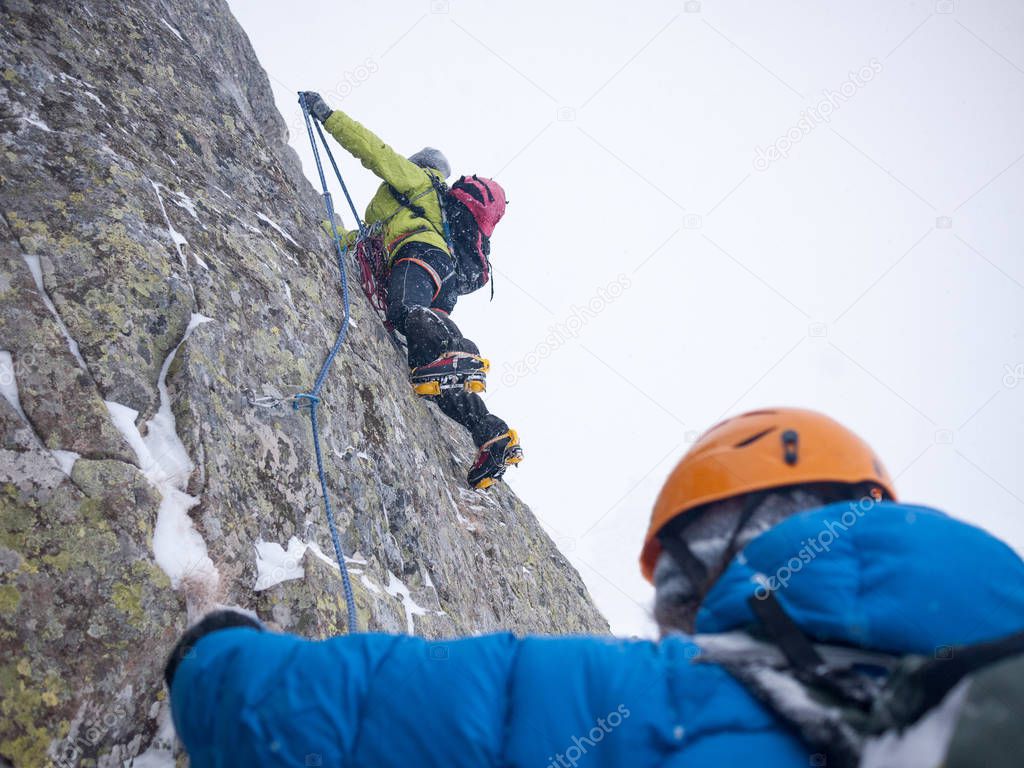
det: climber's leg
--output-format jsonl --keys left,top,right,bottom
{"left": 403, "top": 307, "right": 510, "bottom": 447}
{"left": 433, "top": 335, "right": 522, "bottom": 488}
{"left": 466, "top": 428, "right": 523, "bottom": 490}
{"left": 403, "top": 310, "right": 487, "bottom": 395}
{"left": 433, "top": 335, "right": 508, "bottom": 446}
{"left": 387, "top": 248, "right": 521, "bottom": 486}
{"left": 386, "top": 251, "right": 451, "bottom": 357}
{"left": 432, "top": 336, "right": 521, "bottom": 488}
{"left": 402, "top": 307, "right": 465, "bottom": 368}
{"left": 388, "top": 251, "right": 487, "bottom": 393}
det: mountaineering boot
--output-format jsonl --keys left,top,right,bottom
{"left": 467, "top": 429, "right": 523, "bottom": 490}
{"left": 411, "top": 352, "right": 490, "bottom": 396}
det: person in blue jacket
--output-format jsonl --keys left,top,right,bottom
{"left": 165, "top": 408, "right": 1024, "bottom": 767}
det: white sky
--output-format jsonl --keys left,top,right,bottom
{"left": 230, "top": 0, "right": 1024, "bottom": 637}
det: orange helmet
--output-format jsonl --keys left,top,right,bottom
{"left": 640, "top": 408, "right": 896, "bottom": 582}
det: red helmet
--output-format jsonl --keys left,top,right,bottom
{"left": 451, "top": 175, "right": 506, "bottom": 237}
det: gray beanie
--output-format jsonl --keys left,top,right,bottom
{"left": 408, "top": 147, "right": 451, "bottom": 179}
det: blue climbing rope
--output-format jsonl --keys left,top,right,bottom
{"left": 312, "top": 117, "right": 366, "bottom": 240}
{"left": 294, "top": 93, "right": 365, "bottom": 632}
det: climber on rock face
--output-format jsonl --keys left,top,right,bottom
{"left": 299, "top": 91, "right": 521, "bottom": 490}
{"left": 164, "top": 408, "right": 1024, "bottom": 767}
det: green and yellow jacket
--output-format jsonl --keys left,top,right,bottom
{"left": 323, "top": 109, "right": 449, "bottom": 261}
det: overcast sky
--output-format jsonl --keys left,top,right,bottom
{"left": 230, "top": 0, "right": 1024, "bottom": 637}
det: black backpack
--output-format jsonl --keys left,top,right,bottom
{"left": 696, "top": 593, "right": 1024, "bottom": 768}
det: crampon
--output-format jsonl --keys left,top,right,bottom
{"left": 468, "top": 429, "right": 523, "bottom": 490}
{"left": 411, "top": 352, "right": 490, "bottom": 396}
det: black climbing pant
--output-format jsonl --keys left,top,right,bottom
{"left": 387, "top": 243, "right": 508, "bottom": 447}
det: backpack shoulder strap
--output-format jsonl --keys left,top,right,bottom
{"left": 749, "top": 593, "right": 884, "bottom": 709}
{"left": 696, "top": 595, "right": 890, "bottom": 768}
{"left": 386, "top": 183, "right": 427, "bottom": 219}
{"left": 380, "top": 173, "right": 451, "bottom": 249}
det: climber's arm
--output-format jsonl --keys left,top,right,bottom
{"left": 319, "top": 219, "right": 360, "bottom": 246}
{"left": 166, "top": 615, "right": 521, "bottom": 766}
{"left": 322, "top": 108, "right": 425, "bottom": 195}
{"left": 166, "top": 615, "right": 391, "bottom": 765}
{"left": 165, "top": 615, "right": 675, "bottom": 767}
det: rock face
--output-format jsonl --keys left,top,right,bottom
{"left": 0, "top": 1, "right": 609, "bottom": 764}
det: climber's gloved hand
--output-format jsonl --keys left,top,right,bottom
{"left": 300, "top": 91, "right": 333, "bottom": 123}
{"left": 164, "top": 608, "right": 263, "bottom": 691}
{"left": 321, "top": 218, "right": 342, "bottom": 239}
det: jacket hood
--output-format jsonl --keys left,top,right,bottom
{"left": 696, "top": 501, "right": 1024, "bottom": 654}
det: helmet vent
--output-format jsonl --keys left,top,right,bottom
{"left": 781, "top": 429, "right": 799, "bottom": 465}
{"left": 734, "top": 427, "right": 776, "bottom": 448}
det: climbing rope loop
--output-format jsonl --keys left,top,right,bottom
{"left": 292, "top": 93, "right": 366, "bottom": 632}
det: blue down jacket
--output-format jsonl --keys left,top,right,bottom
{"left": 171, "top": 503, "right": 1024, "bottom": 767}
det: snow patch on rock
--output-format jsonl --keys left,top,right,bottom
{"left": 51, "top": 449, "right": 80, "bottom": 475}
{"left": 170, "top": 190, "right": 200, "bottom": 222}
{"left": 254, "top": 535, "right": 362, "bottom": 590}
{"left": 253, "top": 537, "right": 307, "bottom": 591}
{"left": 127, "top": 702, "right": 176, "bottom": 767}
{"left": 149, "top": 179, "right": 188, "bottom": 269}
{"left": 159, "top": 17, "right": 184, "bottom": 42}
{"left": 385, "top": 570, "right": 428, "bottom": 634}
{"left": 104, "top": 314, "right": 217, "bottom": 589}
{"left": 20, "top": 114, "right": 53, "bottom": 132}
{"left": 0, "top": 350, "right": 79, "bottom": 475}
{"left": 23, "top": 254, "right": 89, "bottom": 371}
{"left": 256, "top": 212, "right": 299, "bottom": 247}
{"left": 0, "top": 350, "right": 29, "bottom": 423}
{"left": 359, "top": 573, "right": 383, "bottom": 595}
{"left": 58, "top": 72, "right": 105, "bottom": 108}
{"left": 443, "top": 486, "right": 463, "bottom": 518}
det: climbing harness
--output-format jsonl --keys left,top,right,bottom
{"left": 288, "top": 93, "right": 363, "bottom": 632}
{"left": 355, "top": 188, "right": 443, "bottom": 340}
